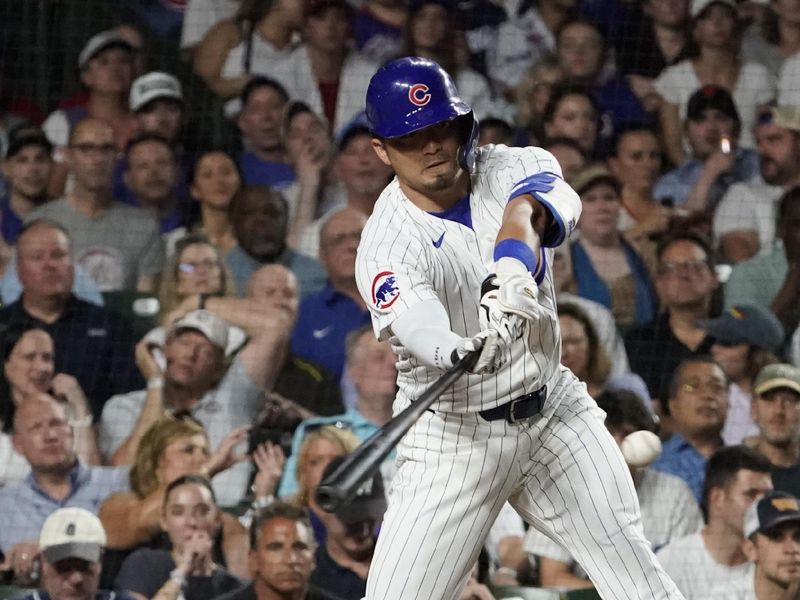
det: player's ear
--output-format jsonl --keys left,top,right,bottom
{"left": 371, "top": 139, "right": 391, "bottom": 167}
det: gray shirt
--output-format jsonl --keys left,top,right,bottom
{"left": 99, "top": 358, "right": 263, "bottom": 507}
{"left": 28, "top": 199, "right": 164, "bottom": 291}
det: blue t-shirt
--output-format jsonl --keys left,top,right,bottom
{"left": 238, "top": 151, "right": 295, "bottom": 191}
{"left": 650, "top": 433, "right": 710, "bottom": 503}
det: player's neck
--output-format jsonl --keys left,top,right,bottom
{"left": 398, "top": 173, "right": 469, "bottom": 212}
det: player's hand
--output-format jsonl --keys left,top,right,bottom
{"left": 454, "top": 329, "right": 504, "bottom": 374}
{"left": 389, "top": 336, "right": 414, "bottom": 373}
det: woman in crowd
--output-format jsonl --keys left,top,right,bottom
{"left": 698, "top": 304, "right": 784, "bottom": 445}
{"left": 566, "top": 165, "right": 658, "bottom": 329}
{"left": 187, "top": 150, "right": 242, "bottom": 255}
{"left": 193, "top": 0, "right": 303, "bottom": 99}
{"left": 559, "top": 303, "right": 613, "bottom": 399}
{"left": 542, "top": 85, "right": 599, "bottom": 157}
{"left": 655, "top": 0, "right": 774, "bottom": 165}
{"left": 515, "top": 56, "right": 564, "bottom": 145}
{"left": 742, "top": 0, "right": 800, "bottom": 78}
{"left": 0, "top": 326, "right": 99, "bottom": 486}
{"left": 115, "top": 474, "right": 244, "bottom": 600}
{"left": 99, "top": 413, "right": 250, "bottom": 579}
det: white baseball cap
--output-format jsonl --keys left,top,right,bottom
{"left": 78, "top": 30, "right": 134, "bottom": 70}
{"left": 130, "top": 72, "right": 184, "bottom": 112}
{"left": 39, "top": 508, "right": 107, "bottom": 564}
{"left": 171, "top": 310, "right": 229, "bottom": 351}
{"left": 690, "top": 0, "right": 735, "bottom": 18}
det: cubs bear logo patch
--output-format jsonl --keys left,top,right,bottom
{"left": 372, "top": 271, "right": 400, "bottom": 309}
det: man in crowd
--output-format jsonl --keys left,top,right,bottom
{"left": 100, "top": 304, "right": 289, "bottom": 508}
{"left": 291, "top": 208, "right": 371, "bottom": 381}
{"left": 226, "top": 185, "right": 325, "bottom": 297}
{"left": 29, "top": 118, "right": 164, "bottom": 292}
{"left": 656, "top": 445, "right": 773, "bottom": 598}
{"left": 652, "top": 356, "right": 729, "bottom": 501}
{"left": 236, "top": 77, "right": 294, "bottom": 190}
{"left": 653, "top": 86, "right": 758, "bottom": 211}
{"left": 0, "top": 127, "right": 52, "bottom": 247}
{"left": 0, "top": 397, "right": 128, "bottom": 582}
{"left": 15, "top": 507, "right": 133, "bottom": 600}
{"left": 706, "top": 491, "right": 800, "bottom": 599}
{"left": 745, "top": 364, "right": 800, "bottom": 498}
{"left": 0, "top": 220, "right": 141, "bottom": 416}
{"left": 129, "top": 71, "right": 184, "bottom": 145}
{"left": 279, "top": 324, "right": 396, "bottom": 497}
{"left": 714, "top": 105, "right": 800, "bottom": 263}
{"left": 311, "top": 457, "right": 386, "bottom": 599}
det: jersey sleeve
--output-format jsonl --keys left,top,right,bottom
{"left": 491, "top": 146, "right": 581, "bottom": 247}
{"left": 356, "top": 221, "right": 440, "bottom": 341}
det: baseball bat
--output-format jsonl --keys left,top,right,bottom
{"left": 315, "top": 351, "right": 479, "bottom": 513}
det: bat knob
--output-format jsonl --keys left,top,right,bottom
{"left": 314, "top": 483, "right": 344, "bottom": 513}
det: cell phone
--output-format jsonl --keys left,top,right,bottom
{"left": 720, "top": 137, "right": 731, "bottom": 154}
{"left": 147, "top": 343, "right": 166, "bottom": 372}
{"left": 247, "top": 427, "right": 293, "bottom": 456}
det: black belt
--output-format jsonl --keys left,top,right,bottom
{"left": 479, "top": 387, "right": 547, "bottom": 423}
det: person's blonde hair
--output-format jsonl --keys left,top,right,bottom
{"left": 130, "top": 412, "right": 209, "bottom": 498}
{"left": 294, "top": 424, "right": 360, "bottom": 507}
{"left": 158, "top": 234, "right": 236, "bottom": 319}
{"left": 515, "top": 55, "right": 563, "bottom": 128}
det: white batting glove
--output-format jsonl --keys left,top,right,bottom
{"left": 389, "top": 336, "right": 414, "bottom": 373}
{"left": 453, "top": 329, "right": 504, "bottom": 374}
{"left": 484, "top": 257, "right": 541, "bottom": 322}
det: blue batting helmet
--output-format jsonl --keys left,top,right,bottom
{"left": 365, "top": 57, "right": 479, "bottom": 172}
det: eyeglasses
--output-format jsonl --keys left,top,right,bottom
{"left": 70, "top": 143, "right": 116, "bottom": 155}
{"left": 680, "top": 380, "right": 728, "bottom": 396}
{"left": 657, "top": 260, "right": 710, "bottom": 276}
{"left": 179, "top": 260, "right": 219, "bottom": 274}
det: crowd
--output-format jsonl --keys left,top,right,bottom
{"left": 0, "top": 0, "right": 800, "bottom": 598}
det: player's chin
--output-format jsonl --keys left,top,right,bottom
{"left": 422, "top": 173, "right": 456, "bottom": 192}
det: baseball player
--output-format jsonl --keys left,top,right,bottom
{"left": 354, "top": 57, "right": 685, "bottom": 600}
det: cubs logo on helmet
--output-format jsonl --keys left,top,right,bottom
{"left": 408, "top": 83, "right": 431, "bottom": 107}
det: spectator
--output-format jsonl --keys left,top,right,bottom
{"left": 189, "top": 150, "right": 242, "bottom": 255}
{"left": 726, "top": 186, "right": 800, "bottom": 340}
{"left": 310, "top": 456, "right": 385, "bottom": 599}
{"left": 43, "top": 30, "right": 137, "bottom": 198}
{"left": 268, "top": 0, "right": 379, "bottom": 133}
{"left": 227, "top": 185, "right": 326, "bottom": 297}
{"left": 122, "top": 134, "right": 184, "bottom": 235}
{"left": 403, "top": 0, "right": 511, "bottom": 122}
{"left": 706, "top": 491, "right": 800, "bottom": 599}
{"left": 525, "top": 389, "right": 702, "bottom": 589}
{"left": 100, "top": 305, "right": 288, "bottom": 507}
{"left": 515, "top": 57, "right": 565, "bottom": 146}
{"left": 652, "top": 356, "right": 729, "bottom": 501}
{"left": 0, "top": 396, "right": 127, "bottom": 583}
{"left": 193, "top": 0, "right": 302, "bottom": 100}
{"left": 98, "top": 415, "right": 249, "bottom": 577}
{"left": 779, "top": 53, "right": 800, "bottom": 105}
{"left": 129, "top": 72, "right": 185, "bottom": 146}
{"left": 0, "top": 326, "right": 100, "bottom": 484}
{"left": 742, "top": 0, "right": 800, "bottom": 79}
{"left": 354, "top": 0, "right": 407, "bottom": 64}
{"left": 607, "top": 124, "right": 671, "bottom": 257}
{"left": 653, "top": 86, "right": 760, "bottom": 211}
{"left": 714, "top": 106, "right": 800, "bottom": 263}
{"left": 180, "top": 0, "right": 239, "bottom": 58}
{"left": 296, "top": 125, "right": 392, "bottom": 259}
{"left": 487, "top": 0, "right": 576, "bottom": 95}
{"left": 235, "top": 78, "right": 295, "bottom": 191}
{"left": 280, "top": 325, "right": 395, "bottom": 498}
{"left": 246, "top": 264, "right": 342, "bottom": 417}
{"left": 557, "top": 304, "right": 612, "bottom": 398}
{"left": 626, "top": 233, "right": 719, "bottom": 405}
{"left": 114, "top": 475, "right": 243, "bottom": 600}
{"left": 698, "top": 305, "right": 784, "bottom": 445}
{"left": 0, "top": 220, "right": 142, "bottom": 417}
{"left": 555, "top": 18, "right": 650, "bottom": 143}
{"left": 656, "top": 445, "right": 773, "bottom": 599}
{"left": 542, "top": 85, "right": 599, "bottom": 157}
{"left": 543, "top": 137, "right": 586, "bottom": 182}
{"left": 279, "top": 103, "right": 341, "bottom": 250}
{"left": 291, "top": 209, "right": 370, "bottom": 381}
{"left": 213, "top": 502, "right": 327, "bottom": 600}
{"left": 0, "top": 127, "right": 52, "bottom": 256}
{"left": 477, "top": 118, "right": 515, "bottom": 147}
{"left": 745, "top": 364, "right": 800, "bottom": 498}
{"left": 566, "top": 165, "right": 657, "bottom": 328}
{"left": 655, "top": 0, "right": 775, "bottom": 166}
{"left": 14, "top": 507, "right": 136, "bottom": 600}
{"left": 29, "top": 119, "right": 164, "bottom": 293}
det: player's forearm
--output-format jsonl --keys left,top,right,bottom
{"left": 496, "top": 196, "right": 545, "bottom": 255}
{"left": 391, "top": 300, "right": 463, "bottom": 369}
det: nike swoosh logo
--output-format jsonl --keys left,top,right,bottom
{"left": 313, "top": 326, "right": 333, "bottom": 339}
{"left": 432, "top": 232, "right": 445, "bottom": 248}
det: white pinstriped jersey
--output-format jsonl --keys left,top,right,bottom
{"left": 355, "top": 144, "right": 581, "bottom": 413}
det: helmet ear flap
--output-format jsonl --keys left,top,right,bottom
{"left": 457, "top": 112, "right": 479, "bottom": 173}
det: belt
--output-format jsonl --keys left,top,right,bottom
{"left": 479, "top": 386, "right": 547, "bottom": 423}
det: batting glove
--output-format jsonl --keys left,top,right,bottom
{"left": 389, "top": 336, "right": 414, "bottom": 373}
{"left": 452, "top": 329, "right": 504, "bottom": 374}
{"left": 484, "top": 257, "right": 541, "bottom": 322}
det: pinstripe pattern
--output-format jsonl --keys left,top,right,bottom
{"left": 357, "top": 145, "right": 684, "bottom": 599}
